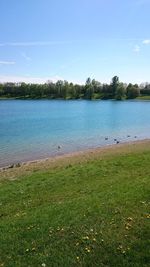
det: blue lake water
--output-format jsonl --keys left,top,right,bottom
{"left": 0, "top": 99, "right": 150, "bottom": 167}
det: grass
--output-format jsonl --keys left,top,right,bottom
{"left": 0, "top": 142, "right": 150, "bottom": 267}
{"left": 136, "top": 96, "right": 150, "bottom": 100}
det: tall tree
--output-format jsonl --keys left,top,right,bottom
{"left": 85, "top": 77, "right": 93, "bottom": 99}
{"left": 115, "top": 83, "right": 125, "bottom": 100}
{"left": 111, "top": 76, "right": 119, "bottom": 97}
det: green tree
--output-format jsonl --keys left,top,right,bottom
{"left": 56, "top": 80, "right": 64, "bottom": 98}
{"left": 126, "top": 83, "right": 140, "bottom": 99}
{"left": 115, "top": 83, "right": 126, "bottom": 100}
{"left": 0, "top": 84, "right": 4, "bottom": 96}
{"left": 86, "top": 77, "right": 91, "bottom": 86}
{"left": 111, "top": 76, "right": 119, "bottom": 98}
{"left": 62, "top": 80, "right": 69, "bottom": 99}
{"left": 85, "top": 78, "right": 93, "bottom": 99}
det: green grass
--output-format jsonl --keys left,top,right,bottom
{"left": 0, "top": 148, "right": 150, "bottom": 267}
{"left": 136, "top": 95, "right": 150, "bottom": 100}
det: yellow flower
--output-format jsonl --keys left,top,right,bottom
{"left": 83, "top": 236, "right": 89, "bottom": 240}
{"left": 127, "top": 217, "right": 133, "bottom": 222}
{"left": 85, "top": 247, "right": 91, "bottom": 253}
{"left": 76, "top": 256, "right": 80, "bottom": 261}
{"left": 117, "top": 245, "right": 123, "bottom": 250}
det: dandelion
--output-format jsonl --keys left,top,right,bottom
{"left": 26, "top": 249, "right": 29, "bottom": 252}
{"left": 90, "top": 228, "right": 93, "bottom": 232}
{"left": 93, "top": 238, "right": 96, "bottom": 242}
{"left": 125, "top": 222, "right": 132, "bottom": 230}
{"left": 117, "top": 245, "right": 123, "bottom": 250}
{"left": 76, "top": 256, "right": 80, "bottom": 261}
{"left": 83, "top": 236, "right": 89, "bottom": 240}
{"left": 146, "top": 214, "right": 150, "bottom": 218}
{"left": 41, "top": 263, "right": 46, "bottom": 267}
{"left": 127, "top": 217, "right": 133, "bottom": 222}
{"left": 85, "top": 247, "right": 91, "bottom": 253}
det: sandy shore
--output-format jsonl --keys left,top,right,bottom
{"left": 0, "top": 139, "right": 150, "bottom": 180}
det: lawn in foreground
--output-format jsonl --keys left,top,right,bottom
{"left": 0, "top": 146, "right": 150, "bottom": 267}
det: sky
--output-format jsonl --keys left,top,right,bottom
{"left": 0, "top": 0, "right": 150, "bottom": 84}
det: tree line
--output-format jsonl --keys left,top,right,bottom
{"left": 0, "top": 76, "right": 150, "bottom": 100}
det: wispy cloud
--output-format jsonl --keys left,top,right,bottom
{"left": 0, "top": 41, "right": 73, "bottom": 47}
{"left": 0, "top": 60, "right": 15, "bottom": 65}
{"left": 0, "top": 39, "right": 146, "bottom": 47}
{"left": 0, "top": 75, "right": 63, "bottom": 84}
{"left": 133, "top": 45, "right": 140, "bottom": 53}
{"left": 21, "top": 52, "right": 31, "bottom": 61}
{"left": 143, "top": 39, "right": 150, "bottom": 44}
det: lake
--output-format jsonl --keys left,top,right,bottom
{"left": 0, "top": 99, "right": 150, "bottom": 167}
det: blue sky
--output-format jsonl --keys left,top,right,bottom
{"left": 0, "top": 0, "right": 150, "bottom": 84}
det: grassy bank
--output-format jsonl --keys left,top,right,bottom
{"left": 0, "top": 141, "right": 150, "bottom": 267}
{"left": 0, "top": 95, "right": 150, "bottom": 101}
{"left": 136, "top": 96, "right": 150, "bottom": 100}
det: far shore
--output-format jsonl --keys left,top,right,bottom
{"left": 0, "top": 96, "right": 150, "bottom": 101}
{"left": 1, "top": 139, "right": 150, "bottom": 180}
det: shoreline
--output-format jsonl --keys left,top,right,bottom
{"left": 0, "top": 97, "right": 150, "bottom": 101}
{"left": 1, "top": 139, "right": 150, "bottom": 179}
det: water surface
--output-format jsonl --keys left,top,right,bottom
{"left": 0, "top": 99, "right": 150, "bottom": 167}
